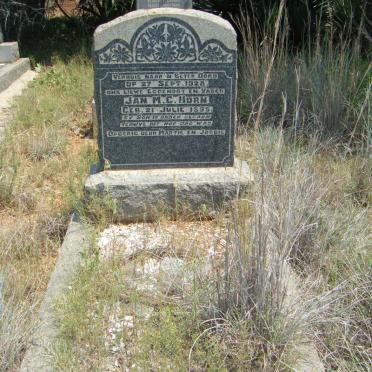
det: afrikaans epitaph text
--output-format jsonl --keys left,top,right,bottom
{"left": 94, "top": 17, "right": 236, "bottom": 169}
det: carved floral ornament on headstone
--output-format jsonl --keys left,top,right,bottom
{"left": 96, "top": 19, "right": 233, "bottom": 64}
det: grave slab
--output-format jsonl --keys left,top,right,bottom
{"left": 0, "top": 58, "right": 30, "bottom": 93}
{"left": 0, "top": 41, "right": 20, "bottom": 63}
{"left": 93, "top": 9, "right": 237, "bottom": 169}
{"left": 85, "top": 159, "right": 253, "bottom": 222}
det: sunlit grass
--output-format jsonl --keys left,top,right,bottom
{"left": 0, "top": 56, "right": 97, "bottom": 370}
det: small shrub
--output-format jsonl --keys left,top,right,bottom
{"left": 0, "top": 220, "right": 44, "bottom": 260}
{"left": 0, "top": 165, "right": 17, "bottom": 208}
{"left": 25, "top": 126, "right": 67, "bottom": 161}
{"left": 210, "top": 128, "right": 371, "bottom": 370}
{"left": 35, "top": 212, "right": 70, "bottom": 242}
{"left": 78, "top": 190, "right": 117, "bottom": 228}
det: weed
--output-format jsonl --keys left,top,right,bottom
{"left": 25, "top": 126, "right": 67, "bottom": 161}
{"left": 78, "top": 192, "right": 117, "bottom": 228}
{"left": 0, "top": 163, "right": 18, "bottom": 208}
{"left": 0, "top": 274, "right": 36, "bottom": 371}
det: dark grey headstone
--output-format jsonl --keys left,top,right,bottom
{"left": 93, "top": 10, "right": 237, "bottom": 169}
{"left": 136, "top": 0, "right": 192, "bottom": 9}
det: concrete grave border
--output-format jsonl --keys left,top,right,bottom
{"left": 20, "top": 214, "right": 90, "bottom": 372}
{"left": 19, "top": 213, "right": 324, "bottom": 371}
{"left": 0, "top": 58, "right": 30, "bottom": 93}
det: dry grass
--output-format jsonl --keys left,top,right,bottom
{"left": 0, "top": 56, "right": 96, "bottom": 371}
{"left": 206, "top": 126, "right": 370, "bottom": 370}
{"left": 236, "top": 3, "right": 371, "bottom": 141}
{"left": 0, "top": 284, "right": 36, "bottom": 371}
{"left": 15, "top": 4, "right": 370, "bottom": 370}
{"left": 227, "top": 11, "right": 371, "bottom": 368}
{"left": 53, "top": 125, "right": 371, "bottom": 370}
{"left": 51, "top": 42, "right": 370, "bottom": 372}
{"left": 25, "top": 126, "right": 67, "bottom": 161}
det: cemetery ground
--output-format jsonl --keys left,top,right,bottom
{"left": 1, "top": 17, "right": 371, "bottom": 372}
{"left": 0, "top": 56, "right": 96, "bottom": 370}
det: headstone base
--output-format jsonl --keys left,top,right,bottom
{"left": 85, "top": 159, "right": 253, "bottom": 222}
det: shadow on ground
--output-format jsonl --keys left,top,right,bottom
{"left": 19, "top": 17, "right": 93, "bottom": 66}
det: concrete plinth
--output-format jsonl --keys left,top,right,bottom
{"left": 85, "top": 159, "right": 253, "bottom": 222}
{"left": 0, "top": 58, "right": 30, "bottom": 93}
{"left": 0, "top": 42, "right": 20, "bottom": 63}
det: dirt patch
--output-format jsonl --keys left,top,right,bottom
{"left": 97, "top": 221, "right": 227, "bottom": 261}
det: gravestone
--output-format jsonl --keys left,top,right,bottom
{"left": 93, "top": 9, "right": 236, "bottom": 169}
{"left": 137, "top": 0, "right": 192, "bottom": 9}
{"left": 0, "top": 42, "right": 20, "bottom": 63}
{"left": 0, "top": 22, "right": 20, "bottom": 64}
{"left": 87, "top": 9, "right": 252, "bottom": 221}
{"left": 0, "top": 23, "right": 30, "bottom": 93}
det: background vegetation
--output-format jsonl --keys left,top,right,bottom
{"left": 2, "top": 0, "right": 371, "bottom": 51}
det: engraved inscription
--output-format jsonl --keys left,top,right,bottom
{"left": 100, "top": 70, "right": 231, "bottom": 138}
{"left": 107, "top": 129, "right": 225, "bottom": 137}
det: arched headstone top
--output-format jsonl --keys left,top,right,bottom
{"left": 94, "top": 9, "right": 236, "bottom": 52}
{"left": 95, "top": 17, "right": 234, "bottom": 65}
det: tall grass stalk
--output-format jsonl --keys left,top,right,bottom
{"left": 205, "top": 121, "right": 371, "bottom": 369}
{"left": 0, "top": 274, "right": 36, "bottom": 371}
{"left": 213, "top": 128, "right": 332, "bottom": 367}
{"left": 237, "top": 3, "right": 370, "bottom": 141}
